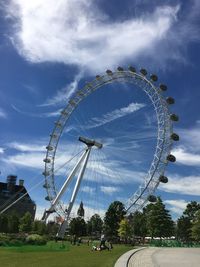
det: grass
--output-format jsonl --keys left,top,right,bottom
{"left": 0, "top": 242, "right": 133, "bottom": 267}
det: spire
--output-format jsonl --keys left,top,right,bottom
{"left": 77, "top": 201, "right": 85, "bottom": 218}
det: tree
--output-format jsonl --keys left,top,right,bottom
{"left": 0, "top": 214, "right": 8, "bottom": 233}
{"left": 183, "top": 201, "right": 200, "bottom": 220}
{"left": 46, "top": 221, "right": 59, "bottom": 236}
{"left": 32, "top": 220, "right": 47, "bottom": 235}
{"left": 87, "top": 214, "right": 103, "bottom": 236}
{"left": 8, "top": 212, "right": 20, "bottom": 233}
{"left": 177, "top": 216, "right": 192, "bottom": 242}
{"left": 19, "top": 212, "right": 32, "bottom": 233}
{"left": 145, "top": 197, "right": 174, "bottom": 238}
{"left": 129, "top": 211, "right": 147, "bottom": 242}
{"left": 191, "top": 210, "right": 200, "bottom": 241}
{"left": 104, "top": 201, "right": 126, "bottom": 239}
{"left": 177, "top": 201, "right": 200, "bottom": 242}
{"left": 69, "top": 217, "right": 86, "bottom": 236}
{"left": 118, "top": 218, "right": 133, "bottom": 242}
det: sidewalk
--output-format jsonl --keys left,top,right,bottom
{"left": 114, "top": 247, "right": 147, "bottom": 267}
{"left": 127, "top": 247, "right": 157, "bottom": 267}
{"left": 115, "top": 247, "right": 200, "bottom": 267}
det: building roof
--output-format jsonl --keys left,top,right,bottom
{"left": 0, "top": 182, "right": 35, "bottom": 203}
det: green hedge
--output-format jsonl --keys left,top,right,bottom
{"left": 26, "top": 234, "right": 47, "bottom": 245}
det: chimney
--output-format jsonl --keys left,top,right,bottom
{"left": 7, "top": 175, "right": 17, "bottom": 192}
{"left": 19, "top": 179, "right": 24, "bottom": 186}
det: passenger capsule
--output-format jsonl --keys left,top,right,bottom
{"left": 159, "top": 175, "right": 168, "bottom": 183}
{"left": 45, "top": 196, "right": 53, "bottom": 201}
{"left": 43, "top": 183, "right": 50, "bottom": 189}
{"left": 106, "top": 69, "right": 113, "bottom": 75}
{"left": 42, "top": 171, "right": 50, "bottom": 176}
{"left": 170, "top": 114, "right": 179, "bottom": 122}
{"left": 171, "top": 133, "right": 179, "bottom": 141}
{"left": 96, "top": 75, "right": 101, "bottom": 79}
{"left": 128, "top": 66, "right": 136, "bottom": 72}
{"left": 148, "top": 195, "right": 157, "bottom": 202}
{"left": 167, "top": 154, "right": 176, "bottom": 162}
{"left": 43, "top": 158, "right": 51, "bottom": 163}
{"left": 166, "top": 97, "right": 175, "bottom": 105}
{"left": 159, "top": 84, "right": 167, "bottom": 91}
{"left": 150, "top": 74, "right": 158, "bottom": 82}
{"left": 140, "top": 68, "right": 147, "bottom": 76}
{"left": 117, "top": 66, "right": 124, "bottom": 71}
{"left": 46, "top": 145, "right": 54, "bottom": 151}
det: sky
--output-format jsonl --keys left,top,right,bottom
{"left": 0, "top": 0, "right": 200, "bottom": 221}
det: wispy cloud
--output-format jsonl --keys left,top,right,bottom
{"left": 41, "top": 109, "right": 62, "bottom": 118}
{"left": 165, "top": 199, "right": 188, "bottom": 217}
{"left": 160, "top": 174, "right": 200, "bottom": 196}
{"left": 81, "top": 186, "right": 95, "bottom": 195}
{"left": 100, "top": 186, "right": 120, "bottom": 195}
{"left": 40, "top": 72, "right": 83, "bottom": 107}
{"left": 11, "top": 104, "right": 62, "bottom": 118}
{"left": 0, "top": 108, "right": 7, "bottom": 119}
{"left": 86, "top": 102, "right": 145, "bottom": 129}
{"left": 3, "top": 152, "right": 45, "bottom": 170}
{"left": 5, "top": 1, "right": 189, "bottom": 72}
{"left": 8, "top": 142, "right": 45, "bottom": 152}
{"left": 0, "top": 147, "right": 4, "bottom": 154}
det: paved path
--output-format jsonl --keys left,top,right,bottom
{"left": 127, "top": 247, "right": 200, "bottom": 267}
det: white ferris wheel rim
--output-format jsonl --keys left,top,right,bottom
{"left": 43, "top": 67, "right": 177, "bottom": 218}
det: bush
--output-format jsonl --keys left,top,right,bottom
{"left": 0, "top": 241, "right": 7, "bottom": 246}
{"left": 9, "top": 239, "right": 24, "bottom": 246}
{"left": 26, "top": 234, "right": 47, "bottom": 245}
{"left": 0, "top": 233, "right": 10, "bottom": 242}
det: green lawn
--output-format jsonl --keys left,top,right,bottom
{"left": 0, "top": 242, "right": 133, "bottom": 267}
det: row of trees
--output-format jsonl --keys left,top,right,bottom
{"left": 70, "top": 198, "right": 200, "bottom": 242}
{"left": 1, "top": 198, "right": 200, "bottom": 242}
{"left": 69, "top": 198, "right": 175, "bottom": 241}
{"left": 0, "top": 212, "right": 58, "bottom": 236}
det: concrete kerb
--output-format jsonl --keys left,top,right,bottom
{"left": 114, "top": 247, "right": 147, "bottom": 267}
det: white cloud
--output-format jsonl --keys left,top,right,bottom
{"left": 0, "top": 108, "right": 7, "bottom": 119}
{"left": 0, "top": 147, "right": 4, "bottom": 154}
{"left": 86, "top": 102, "right": 145, "bottom": 129}
{"left": 160, "top": 174, "right": 200, "bottom": 196}
{"left": 40, "top": 72, "right": 83, "bottom": 107}
{"left": 100, "top": 186, "right": 120, "bottom": 195}
{"left": 3, "top": 152, "right": 45, "bottom": 170}
{"left": 81, "top": 186, "right": 95, "bottom": 194}
{"left": 9, "top": 142, "right": 45, "bottom": 152}
{"left": 172, "top": 147, "right": 200, "bottom": 166}
{"left": 165, "top": 199, "right": 188, "bottom": 216}
{"left": 6, "top": 0, "right": 182, "bottom": 72}
{"left": 176, "top": 125, "right": 200, "bottom": 153}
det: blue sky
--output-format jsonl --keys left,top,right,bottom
{"left": 0, "top": 0, "right": 200, "bottom": 220}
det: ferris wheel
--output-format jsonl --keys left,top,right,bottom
{"left": 42, "top": 66, "right": 179, "bottom": 238}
